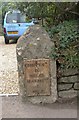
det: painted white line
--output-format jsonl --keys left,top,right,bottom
{"left": 0, "top": 94, "right": 18, "bottom": 97}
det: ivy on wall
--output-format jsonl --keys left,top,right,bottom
{"left": 49, "top": 20, "right": 79, "bottom": 69}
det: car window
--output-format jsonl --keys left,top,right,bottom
{"left": 17, "top": 13, "right": 26, "bottom": 23}
{"left": 6, "top": 12, "right": 26, "bottom": 23}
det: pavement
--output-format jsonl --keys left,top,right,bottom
{"left": 2, "top": 95, "right": 77, "bottom": 118}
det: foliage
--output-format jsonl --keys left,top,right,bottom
{"left": 15, "top": 2, "right": 78, "bottom": 26}
{"left": 1, "top": 2, "right": 78, "bottom": 26}
{"left": 50, "top": 20, "right": 79, "bottom": 69}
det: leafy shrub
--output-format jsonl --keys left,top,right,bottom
{"left": 49, "top": 20, "right": 79, "bottom": 69}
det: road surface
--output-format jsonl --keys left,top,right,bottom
{"left": 2, "top": 96, "right": 77, "bottom": 118}
{"left": 0, "top": 36, "right": 19, "bottom": 94}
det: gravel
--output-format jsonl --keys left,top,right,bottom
{"left": 0, "top": 36, "right": 19, "bottom": 94}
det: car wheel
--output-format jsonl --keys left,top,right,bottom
{"left": 5, "top": 37, "right": 9, "bottom": 44}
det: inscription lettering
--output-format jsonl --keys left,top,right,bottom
{"left": 26, "top": 63, "right": 45, "bottom": 67}
{"left": 27, "top": 79, "right": 49, "bottom": 83}
{"left": 29, "top": 73, "right": 45, "bottom": 78}
{"left": 24, "top": 59, "right": 50, "bottom": 96}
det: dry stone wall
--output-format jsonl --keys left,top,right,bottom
{"left": 58, "top": 69, "right": 79, "bottom": 99}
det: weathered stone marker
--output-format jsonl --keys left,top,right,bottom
{"left": 16, "top": 25, "right": 57, "bottom": 103}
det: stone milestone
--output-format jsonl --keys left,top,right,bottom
{"left": 16, "top": 25, "right": 57, "bottom": 104}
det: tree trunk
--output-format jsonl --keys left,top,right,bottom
{"left": 41, "top": 17, "right": 44, "bottom": 26}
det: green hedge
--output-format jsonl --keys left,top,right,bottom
{"left": 49, "top": 20, "right": 79, "bottom": 69}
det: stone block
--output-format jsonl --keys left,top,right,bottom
{"left": 74, "top": 83, "right": 79, "bottom": 90}
{"left": 58, "top": 76, "right": 78, "bottom": 83}
{"left": 16, "top": 25, "right": 57, "bottom": 104}
{"left": 61, "top": 68, "right": 78, "bottom": 76}
{"left": 58, "top": 84, "right": 72, "bottom": 91}
{"left": 59, "top": 89, "right": 77, "bottom": 98}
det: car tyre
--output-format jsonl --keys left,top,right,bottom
{"left": 5, "top": 37, "right": 9, "bottom": 44}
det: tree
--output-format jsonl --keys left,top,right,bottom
{"left": 2, "top": 2, "right": 19, "bottom": 25}
{"left": 2, "top": 2, "right": 79, "bottom": 26}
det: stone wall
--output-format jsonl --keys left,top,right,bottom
{"left": 58, "top": 69, "right": 79, "bottom": 99}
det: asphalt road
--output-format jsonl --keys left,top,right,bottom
{"left": 2, "top": 96, "right": 77, "bottom": 118}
